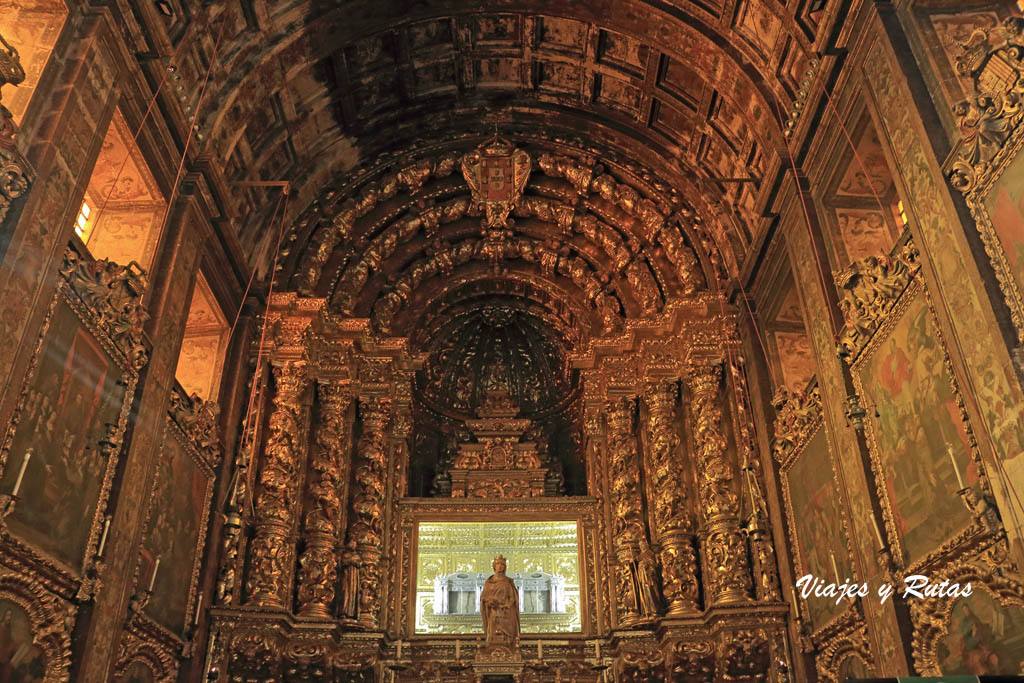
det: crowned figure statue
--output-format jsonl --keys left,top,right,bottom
{"left": 480, "top": 555, "right": 520, "bottom": 654}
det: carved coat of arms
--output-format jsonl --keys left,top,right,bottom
{"left": 461, "top": 135, "right": 531, "bottom": 229}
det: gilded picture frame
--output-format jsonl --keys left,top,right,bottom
{"left": 777, "top": 398, "right": 857, "bottom": 635}
{"left": 0, "top": 251, "right": 145, "bottom": 593}
{"left": 133, "top": 390, "right": 217, "bottom": 641}
{"left": 849, "top": 275, "right": 979, "bottom": 572}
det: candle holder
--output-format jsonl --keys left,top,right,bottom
{"left": 0, "top": 493, "right": 18, "bottom": 524}
{"left": 128, "top": 588, "right": 152, "bottom": 614}
{"left": 958, "top": 485, "right": 1003, "bottom": 537}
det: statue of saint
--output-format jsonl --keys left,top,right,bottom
{"left": 338, "top": 540, "right": 361, "bottom": 620}
{"left": 480, "top": 555, "right": 520, "bottom": 652}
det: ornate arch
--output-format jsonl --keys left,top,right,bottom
{"left": 0, "top": 572, "right": 74, "bottom": 681}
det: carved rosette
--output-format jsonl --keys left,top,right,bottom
{"left": 606, "top": 397, "right": 647, "bottom": 625}
{"left": 642, "top": 381, "right": 699, "bottom": 614}
{"left": 345, "top": 397, "right": 391, "bottom": 629}
{"left": 296, "top": 381, "right": 352, "bottom": 617}
{"left": 686, "top": 362, "right": 751, "bottom": 605}
{"left": 246, "top": 361, "right": 310, "bottom": 607}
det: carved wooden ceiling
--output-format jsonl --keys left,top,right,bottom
{"left": 160, "top": 0, "right": 838, "bottom": 359}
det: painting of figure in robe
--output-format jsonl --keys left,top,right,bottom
{"left": 785, "top": 428, "right": 853, "bottom": 629}
{"left": 856, "top": 289, "right": 973, "bottom": 563}
{"left": 0, "top": 298, "right": 126, "bottom": 569}
{"left": 0, "top": 599, "right": 45, "bottom": 682}
{"left": 141, "top": 426, "right": 209, "bottom": 635}
{"left": 937, "top": 589, "right": 1024, "bottom": 675}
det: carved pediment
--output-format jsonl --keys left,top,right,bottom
{"left": 834, "top": 243, "right": 920, "bottom": 362}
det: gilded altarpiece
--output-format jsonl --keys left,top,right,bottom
{"left": 0, "top": 244, "right": 149, "bottom": 680}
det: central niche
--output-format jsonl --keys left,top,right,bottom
{"left": 409, "top": 304, "right": 584, "bottom": 497}
{"left": 414, "top": 521, "right": 581, "bottom": 634}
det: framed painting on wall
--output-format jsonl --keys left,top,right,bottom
{"left": 851, "top": 277, "right": 975, "bottom": 568}
{"left": 0, "top": 251, "right": 145, "bottom": 579}
{"left": 137, "top": 393, "right": 216, "bottom": 639}
{"left": 778, "top": 405, "right": 856, "bottom": 632}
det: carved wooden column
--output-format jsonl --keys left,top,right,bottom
{"left": 344, "top": 397, "right": 391, "bottom": 630}
{"left": 686, "top": 361, "right": 751, "bottom": 606}
{"left": 605, "top": 397, "right": 646, "bottom": 626}
{"left": 642, "top": 380, "right": 700, "bottom": 615}
{"left": 296, "top": 381, "right": 352, "bottom": 617}
{"left": 245, "top": 360, "right": 310, "bottom": 607}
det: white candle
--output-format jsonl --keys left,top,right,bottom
{"left": 98, "top": 518, "right": 111, "bottom": 557}
{"left": 148, "top": 558, "right": 160, "bottom": 592}
{"left": 948, "top": 443, "right": 965, "bottom": 489}
{"left": 193, "top": 592, "right": 203, "bottom": 626}
{"left": 790, "top": 586, "right": 801, "bottom": 619}
{"left": 396, "top": 639, "right": 402, "bottom": 660}
{"left": 537, "top": 640, "right": 543, "bottom": 660}
{"left": 595, "top": 641, "right": 600, "bottom": 659}
{"left": 455, "top": 639, "right": 461, "bottom": 660}
{"left": 871, "top": 516, "right": 883, "bottom": 546}
{"left": 11, "top": 450, "right": 31, "bottom": 496}
{"left": 829, "top": 551, "right": 840, "bottom": 583}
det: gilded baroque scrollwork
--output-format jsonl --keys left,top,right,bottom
{"left": 770, "top": 385, "right": 822, "bottom": 464}
{"left": 59, "top": 248, "right": 150, "bottom": 370}
{"left": 605, "top": 398, "right": 651, "bottom": 625}
{"left": 245, "top": 361, "right": 310, "bottom": 608}
{"left": 642, "top": 381, "right": 699, "bottom": 615}
{"left": 686, "top": 361, "right": 751, "bottom": 605}
{"left": 0, "top": 574, "right": 74, "bottom": 681}
{"left": 296, "top": 381, "right": 352, "bottom": 618}
{"left": 950, "top": 17, "right": 1024, "bottom": 194}
{"left": 834, "top": 244, "right": 920, "bottom": 362}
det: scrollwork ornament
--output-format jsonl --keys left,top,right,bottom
{"left": 0, "top": 573, "right": 74, "bottom": 681}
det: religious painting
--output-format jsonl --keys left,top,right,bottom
{"left": 140, "top": 421, "right": 212, "bottom": 636}
{"left": 0, "top": 296, "right": 127, "bottom": 571}
{"left": 118, "top": 660, "right": 156, "bottom": 683}
{"left": 936, "top": 589, "right": 1024, "bottom": 675}
{"left": 783, "top": 427, "right": 854, "bottom": 630}
{"left": 978, "top": 144, "right": 1024, "bottom": 337}
{"left": 0, "top": 599, "right": 45, "bottom": 682}
{"left": 854, "top": 284, "right": 974, "bottom": 565}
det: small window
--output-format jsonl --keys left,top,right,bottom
{"left": 74, "top": 201, "right": 92, "bottom": 241}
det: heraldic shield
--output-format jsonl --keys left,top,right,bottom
{"left": 461, "top": 135, "right": 532, "bottom": 229}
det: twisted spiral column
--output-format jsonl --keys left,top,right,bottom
{"left": 296, "top": 382, "right": 352, "bottom": 617}
{"left": 642, "top": 381, "right": 700, "bottom": 614}
{"left": 245, "top": 361, "right": 310, "bottom": 607}
{"left": 343, "top": 397, "right": 391, "bottom": 629}
{"left": 686, "top": 362, "right": 752, "bottom": 606}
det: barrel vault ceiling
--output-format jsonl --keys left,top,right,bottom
{"left": 153, "top": 0, "right": 839, "bottom": 349}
